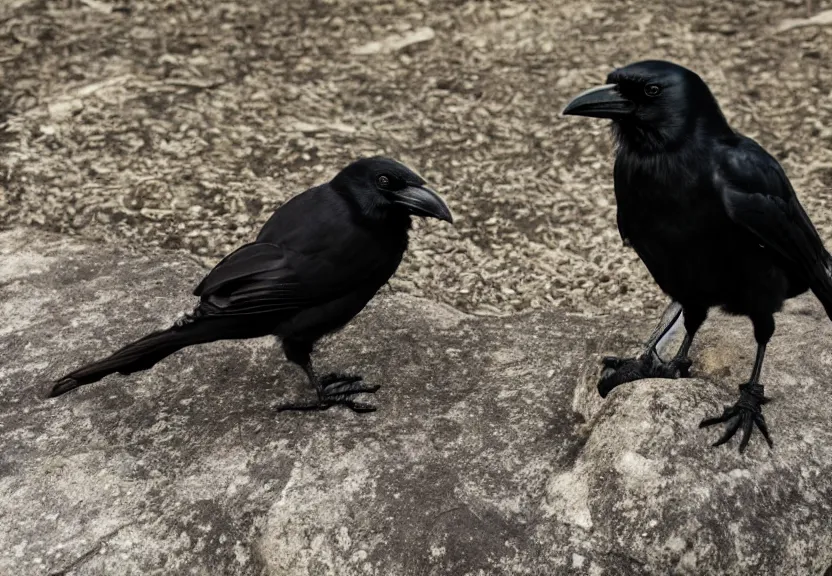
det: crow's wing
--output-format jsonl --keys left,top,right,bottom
{"left": 194, "top": 242, "right": 293, "bottom": 297}
{"left": 193, "top": 185, "right": 356, "bottom": 317}
{"left": 717, "top": 137, "right": 831, "bottom": 284}
{"left": 193, "top": 242, "right": 315, "bottom": 316}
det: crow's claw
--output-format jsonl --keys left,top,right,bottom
{"left": 278, "top": 372, "right": 379, "bottom": 414}
{"left": 276, "top": 398, "right": 377, "bottom": 413}
{"left": 320, "top": 372, "right": 363, "bottom": 387}
{"left": 657, "top": 357, "right": 692, "bottom": 378}
{"left": 699, "top": 382, "right": 773, "bottom": 452}
{"left": 598, "top": 352, "right": 692, "bottom": 398}
{"left": 602, "top": 356, "right": 628, "bottom": 370}
{"left": 320, "top": 373, "right": 379, "bottom": 396}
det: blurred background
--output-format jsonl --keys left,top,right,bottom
{"left": 1, "top": 0, "right": 830, "bottom": 318}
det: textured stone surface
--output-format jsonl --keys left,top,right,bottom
{"left": 2, "top": 227, "right": 832, "bottom": 576}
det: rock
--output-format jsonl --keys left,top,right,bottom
{"left": 1, "top": 227, "right": 832, "bottom": 576}
{"left": 290, "top": 120, "right": 322, "bottom": 134}
{"left": 47, "top": 98, "right": 84, "bottom": 121}
{"left": 776, "top": 9, "right": 832, "bottom": 33}
{"left": 80, "top": 0, "right": 114, "bottom": 14}
{"left": 351, "top": 27, "right": 435, "bottom": 56}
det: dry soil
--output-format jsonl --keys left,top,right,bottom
{"left": 1, "top": 0, "right": 831, "bottom": 317}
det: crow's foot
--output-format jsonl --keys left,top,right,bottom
{"left": 277, "top": 373, "right": 380, "bottom": 413}
{"left": 699, "top": 382, "right": 772, "bottom": 452}
{"left": 598, "top": 352, "right": 692, "bottom": 398}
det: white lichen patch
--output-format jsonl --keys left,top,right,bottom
{"left": 614, "top": 450, "right": 663, "bottom": 493}
{"left": 541, "top": 469, "right": 593, "bottom": 530}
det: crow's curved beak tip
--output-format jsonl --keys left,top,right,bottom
{"left": 392, "top": 185, "right": 453, "bottom": 224}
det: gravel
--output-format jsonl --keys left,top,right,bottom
{"left": 1, "top": 0, "right": 831, "bottom": 317}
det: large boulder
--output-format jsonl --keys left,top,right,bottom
{"left": 1, "top": 227, "right": 831, "bottom": 576}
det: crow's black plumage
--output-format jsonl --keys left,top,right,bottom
{"left": 563, "top": 60, "right": 832, "bottom": 451}
{"left": 50, "top": 157, "right": 453, "bottom": 412}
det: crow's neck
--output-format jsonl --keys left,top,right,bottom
{"left": 613, "top": 113, "right": 732, "bottom": 157}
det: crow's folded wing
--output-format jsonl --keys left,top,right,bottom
{"left": 717, "top": 138, "right": 830, "bottom": 282}
{"left": 193, "top": 242, "right": 330, "bottom": 316}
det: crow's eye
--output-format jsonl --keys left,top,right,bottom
{"left": 644, "top": 84, "right": 662, "bottom": 97}
{"left": 377, "top": 175, "right": 390, "bottom": 188}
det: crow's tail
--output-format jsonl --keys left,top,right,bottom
{"left": 810, "top": 251, "right": 832, "bottom": 322}
{"left": 50, "top": 318, "right": 223, "bottom": 397}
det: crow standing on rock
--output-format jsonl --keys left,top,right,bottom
{"left": 50, "top": 157, "right": 453, "bottom": 413}
{"left": 563, "top": 60, "right": 832, "bottom": 451}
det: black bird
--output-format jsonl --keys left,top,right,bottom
{"left": 563, "top": 60, "right": 832, "bottom": 452}
{"left": 50, "top": 157, "right": 453, "bottom": 412}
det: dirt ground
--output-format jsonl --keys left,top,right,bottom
{"left": 1, "top": 0, "right": 831, "bottom": 317}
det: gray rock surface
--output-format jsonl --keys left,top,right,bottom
{"left": 1, "top": 227, "right": 831, "bottom": 576}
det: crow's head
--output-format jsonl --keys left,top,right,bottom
{"left": 562, "top": 60, "right": 729, "bottom": 150}
{"left": 333, "top": 156, "right": 453, "bottom": 224}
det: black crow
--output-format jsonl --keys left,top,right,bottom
{"left": 50, "top": 157, "right": 453, "bottom": 413}
{"left": 563, "top": 60, "right": 832, "bottom": 451}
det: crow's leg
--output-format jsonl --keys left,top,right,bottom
{"left": 665, "top": 304, "right": 707, "bottom": 373}
{"left": 278, "top": 364, "right": 380, "bottom": 413}
{"left": 277, "top": 339, "right": 379, "bottom": 413}
{"left": 598, "top": 302, "right": 705, "bottom": 397}
{"left": 599, "top": 302, "right": 684, "bottom": 397}
{"left": 700, "top": 314, "right": 774, "bottom": 452}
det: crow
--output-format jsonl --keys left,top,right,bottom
{"left": 563, "top": 60, "right": 832, "bottom": 451}
{"left": 49, "top": 156, "right": 453, "bottom": 413}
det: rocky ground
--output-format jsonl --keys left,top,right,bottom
{"left": 3, "top": 228, "right": 832, "bottom": 576}
{"left": 1, "top": 0, "right": 831, "bottom": 317}
{"left": 3, "top": 3, "right": 832, "bottom": 574}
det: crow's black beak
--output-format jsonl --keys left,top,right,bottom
{"left": 562, "top": 83, "right": 635, "bottom": 119}
{"left": 392, "top": 185, "right": 453, "bottom": 223}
